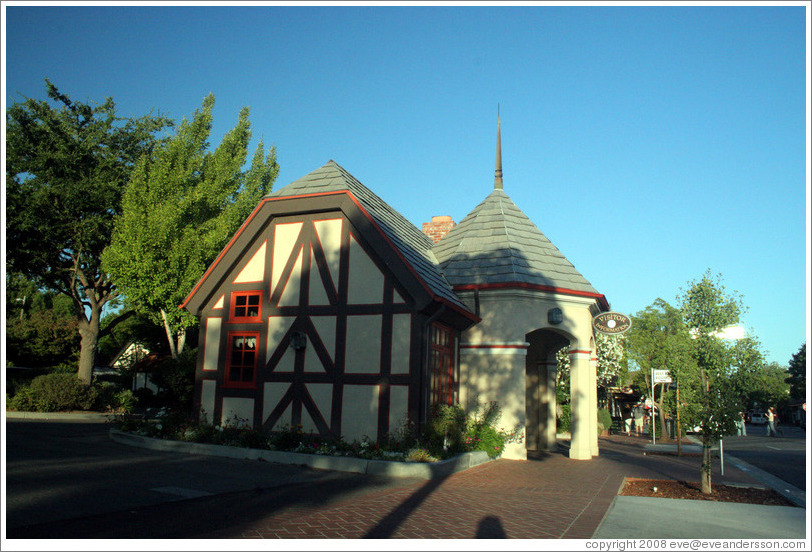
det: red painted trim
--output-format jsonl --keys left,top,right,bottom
{"left": 229, "top": 290, "right": 263, "bottom": 323}
{"left": 223, "top": 331, "right": 260, "bottom": 389}
{"left": 460, "top": 344, "right": 529, "bottom": 349}
{"left": 568, "top": 349, "right": 592, "bottom": 355}
{"left": 453, "top": 282, "right": 610, "bottom": 311}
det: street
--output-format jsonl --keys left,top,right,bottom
{"left": 4, "top": 419, "right": 415, "bottom": 536}
{"left": 720, "top": 422, "right": 807, "bottom": 490}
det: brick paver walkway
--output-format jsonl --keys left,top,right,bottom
{"left": 200, "top": 434, "right": 757, "bottom": 539}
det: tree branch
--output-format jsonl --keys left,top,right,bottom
{"left": 98, "top": 309, "right": 136, "bottom": 339}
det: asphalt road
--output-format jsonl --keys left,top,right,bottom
{"left": 5, "top": 419, "right": 416, "bottom": 537}
{"left": 719, "top": 422, "right": 807, "bottom": 490}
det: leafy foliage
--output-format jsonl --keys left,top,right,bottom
{"left": 6, "top": 305, "right": 80, "bottom": 368}
{"left": 150, "top": 347, "right": 198, "bottom": 413}
{"left": 785, "top": 343, "right": 806, "bottom": 400}
{"left": 679, "top": 270, "right": 745, "bottom": 493}
{"left": 102, "top": 94, "right": 278, "bottom": 358}
{"left": 6, "top": 80, "right": 172, "bottom": 382}
{"left": 113, "top": 401, "right": 520, "bottom": 462}
{"left": 7, "top": 373, "right": 98, "bottom": 412}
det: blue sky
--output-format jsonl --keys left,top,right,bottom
{"left": 3, "top": 2, "right": 809, "bottom": 366}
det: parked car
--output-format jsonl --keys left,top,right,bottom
{"left": 748, "top": 411, "right": 766, "bottom": 424}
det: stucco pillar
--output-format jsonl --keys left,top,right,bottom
{"left": 544, "top": 360, "right": 558, "bottom": 450}
{"left": 589, "top": 353, "right": 599, "bottom": 457}
{"left": 569, "top": 348, "right": 593, "bottom": 460}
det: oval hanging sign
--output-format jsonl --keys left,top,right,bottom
{"left": 593, "top": 312, "right": 632, "bottom": 334}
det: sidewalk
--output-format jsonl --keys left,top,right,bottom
{"left": 592, "top": 434, "right": 807, "bottom": 539}
{"left": 195, "top": 433, "right": 807, "bottom": 539}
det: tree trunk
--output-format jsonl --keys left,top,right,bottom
{"left": 701, "top": 435, "right": 713, "bottom": 494}
{"left": 177, "top": 326, "right": 187, "bottom": 357}
{"left": 160, "top": 309, "right": 179, "bottom": 360}
{"left": 77, "top": 306, "right": 102, "bottom": 385}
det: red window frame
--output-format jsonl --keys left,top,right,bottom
{"left": 430, "top": 323, "right": 455, "bottom": 406}
{"left": 230, "top": 291, "right": 262, "bottom": 323}
{"left": 225, "top": 331, "right": 259, "bottom": 388}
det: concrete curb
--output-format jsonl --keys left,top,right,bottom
{"left": 108, "top": 429, "right": 492, "bottom": 479}
{"left": 642, "top": 438, "right": 806, "bottom": 508}
{"left": 6, "top": 411, "right": 113, "bottom": 421}
{"left": 722, "top": 453, "right": 806, "bottom": 508}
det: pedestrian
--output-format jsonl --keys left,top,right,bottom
{"left": 623, "top": 407, "right": 632, "bottom": 436}
{"left": 634, "top": 404, "right": 644, "bottom": 437}
{"left": 775, "top": 409, "right": 784, "bottom": 436}
{"left": 766, "top": 407, "right": 777, "bottom": 437}
{"left": 736, "top": 411, "right": 747, "bottom": 436}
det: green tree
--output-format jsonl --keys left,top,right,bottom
{"left": 679, "top": 270, "right": 744, "bottom": 494}
{"left": 728, "top": 336, "right": 769, "bottom": 411}
{"left": 102, "top": 94, "right": 278, "bottom": 358}
{"left": 6, "top": 80, "right": 172, "bottom": 383}
{"left": 626, "top": 298, "right": 695, "bottom": 443}
{"left": 785, "top": 343, "right": 806, "bottom": 400}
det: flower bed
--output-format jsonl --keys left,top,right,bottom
{"left": 112, "top": 402, "right": 523, "bottom": 464}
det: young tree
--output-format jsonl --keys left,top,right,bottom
{"left": 102, "top": 94, "right": 278, "bottom": 358}
{"left": 680, "top": 270, "right": 744, "bottom": 494}
{"left": 6, "top": 80, "right": 172, "bottom": 383}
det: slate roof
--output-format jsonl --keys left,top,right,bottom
{"left": 432, "top": 188, "right": 603, "bottom": 296}
{"left": 267, "top": 161, "right": 473, "bottom": 315}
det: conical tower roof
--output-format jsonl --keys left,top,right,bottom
{"left": 433, "top": 118, "right": 605, "bottom": 304}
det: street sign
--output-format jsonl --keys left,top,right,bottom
{"left": 592, "top": 312, "right": 632, "bottom": 334}
{"left": 653, "top": 369, "right": 673, "bottom": 383}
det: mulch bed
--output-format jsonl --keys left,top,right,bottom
{"left": 620, "top": 478, "right": 796, "bottom": 507}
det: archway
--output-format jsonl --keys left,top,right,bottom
{"left": 525, "top": 328, "right": 572, "bottom": 451}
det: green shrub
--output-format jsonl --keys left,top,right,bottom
{"left": 424, "top": 404, "right": 468, "bottom": 454}
{"left": 9, "top": 373, "right": 97, "bottom": 412}
{"left": 598, "top": 408, "right": 613, "bottom": 434}
{"left": 152, "top": 348, "right": 197, "bottom": 412}
{"left": 406, "top": 447, "right": 438, "bottom": 463}
{"left": 557, "top": 404, "right": 571, "bottom": 433}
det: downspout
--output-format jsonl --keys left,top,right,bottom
{"left": 419, "top": 304, "right": 447, "bottom": 429}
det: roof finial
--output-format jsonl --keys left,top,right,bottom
{"left": 494, "top": 106, "right": 503, "bottom": 190}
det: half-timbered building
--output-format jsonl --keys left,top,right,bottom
{"left": 182, "top": 119, "right": 609, "bottom": 460}
{"left": 181, "top": 161, "right": 479, "bottom": 445}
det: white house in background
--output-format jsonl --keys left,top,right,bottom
{"left": 108, "top": 341, "right": 161, "bottom": 393}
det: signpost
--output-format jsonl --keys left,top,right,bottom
{"left": 651, "top": 369, "right": 673, "bottom": 445}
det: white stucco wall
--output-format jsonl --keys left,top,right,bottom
{"left": 457, "top": 288, "right": 601, "bottom": 460}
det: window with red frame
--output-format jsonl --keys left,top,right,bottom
{"left": 429, "top": 324, "right": 455, "bottom": 406}
{"left": 230, "top": 291, "right": 262, "bottom": 322}
{"left": 226, "top": 332, "right": 259, "bottom": 387}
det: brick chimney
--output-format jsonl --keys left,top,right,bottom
{"left": 422, "top": 215, "right": 456, "bottom": 243}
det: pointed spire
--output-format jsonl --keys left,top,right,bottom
{"left": 494, "top": 107, "right": 503, "bottom": 190}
